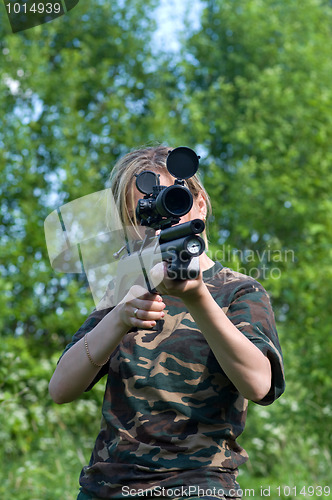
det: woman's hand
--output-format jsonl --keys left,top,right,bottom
{"left": 150, "top": 262, "right": 205, "bottom": 302}
{"left": 118, "top": 285, "right": 166, "bottom": 329}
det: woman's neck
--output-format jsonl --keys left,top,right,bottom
{"left": 200, "top": 252, "right": 215, "bottom": 272}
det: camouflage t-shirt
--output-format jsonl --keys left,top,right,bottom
{"left": 61, "top": 262, "right": 285, "bottom": 499}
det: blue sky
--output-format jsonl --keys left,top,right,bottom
{"left": 152, "top": 0, "right": 203, "bottom": 52}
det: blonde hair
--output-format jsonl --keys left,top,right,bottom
{"left": 109, "top": 145, "right": 211, "bottom": 244}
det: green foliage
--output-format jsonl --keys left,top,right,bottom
{"left": 0, "top": 335, "right": 105, "bottom": 498}
{"left": 1, "top": 0, "right": 332, "bottom": 497}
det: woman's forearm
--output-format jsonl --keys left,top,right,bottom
{"left": 48, "top": 306, "right": 128, "bottom": 404}
{"left": 182, "top": 284, "right": 272, "bottom": 402}
{"left": 49, "top": 286, "right": 166, "bottom": 404}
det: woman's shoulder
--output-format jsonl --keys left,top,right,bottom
{"left": 206, "top": 262, "right": 268, "bottom": 301}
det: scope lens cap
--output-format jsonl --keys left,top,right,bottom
{"left": 135, "top": 170, "right": 159, "bottom": 194}
{"left": 167, "top": 147, "right": 199, "bottom": 179}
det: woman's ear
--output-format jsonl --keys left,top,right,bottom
{"left": 196, "top": 192, "right": 207, "bottom": 220}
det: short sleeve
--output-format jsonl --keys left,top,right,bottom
{"left": 226, "top": 282, "right": 285, "bottom": 405}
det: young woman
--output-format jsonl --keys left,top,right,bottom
{"left": 49, "top": 145, "right": 285, "bottom": 500}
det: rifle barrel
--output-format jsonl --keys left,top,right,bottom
{"left": 158, "top": 219, "right": 205, "bottom": 243}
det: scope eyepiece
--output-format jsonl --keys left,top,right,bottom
{"left": 156, "top": 184, "right": 193, "bottom": 218}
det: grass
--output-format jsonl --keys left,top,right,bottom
{"left": 2, "top": 430, "right": 88, "bottom": 500}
